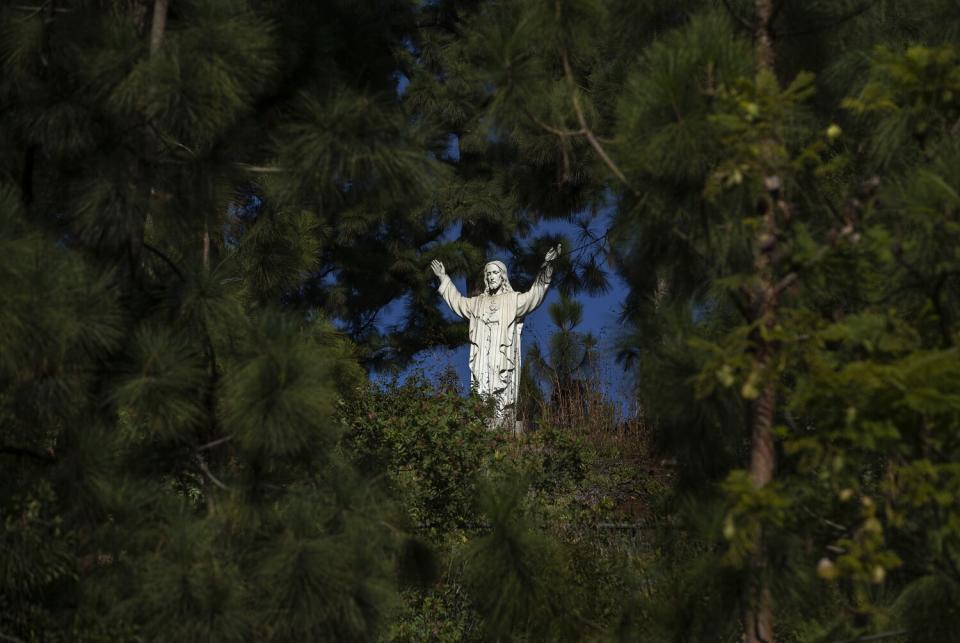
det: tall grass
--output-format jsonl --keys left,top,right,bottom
{"left": 524, "top": 357, "right": 649, "bottom": 458}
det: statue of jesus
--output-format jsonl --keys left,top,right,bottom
{"left": 430, "top": 245, "right": 561, "bottom": 426}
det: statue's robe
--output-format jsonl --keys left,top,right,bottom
{"left": 437, "top": 268, "right": 553, "bottom": 421}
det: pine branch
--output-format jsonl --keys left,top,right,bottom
{"left": 771, "top": 226, "right": 843, "bottom": 297}
{"left": 522, "top": 107, "right": 585, "bottom": 138}
{"left": 560, "top": 49, "right": 632, "bottom": 190}
{"left": 567, "top": 230, "right": 609, "bottom": 256}
{"left": 521, "top": 109, "right": 582, "bottom": 183}
{"left": 773, "top": 176, "right": 878, "bottom": 298}
{"left": 720, "top": 0, "right": 756, "bottom": 33}
{"left": 730, "top": 287, "right": 753, "bottom": 322}
{"left": 769, "top": 0, "right": 787, "bottom": 24}
{"left": 775, "top": 2, "right": 879, "bottom": 38}
{"left": 353, "top": 308, "right": 383, "bottom": 337}
{"left": 526, "top": 3, "right": 634, "bottom": 191}
{"left": 671, "top": 227, "right": 712, "bottom": 266}
{"left": 931, "top": 273, "right": 954, "bottom": 348}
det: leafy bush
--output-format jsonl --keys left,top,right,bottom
{"left": 387, "top": 581, "right": 483, "bottom": 643}
{"left": 342, "top": 376, "right": 495, "bottom": 535}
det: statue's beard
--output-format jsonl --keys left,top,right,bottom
{"left": 482, "top": 270, "right": 512, "bottom": 295}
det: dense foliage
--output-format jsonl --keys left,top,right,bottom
{"left": 3, "top": 0, "right": 960, "bottom": 641}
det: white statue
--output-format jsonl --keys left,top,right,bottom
{"left": 431, "top": 245, "right": 561, "bottom": 426}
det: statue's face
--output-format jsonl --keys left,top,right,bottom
{"left": 485, "top": 264, "right": 504, "bottom": 292}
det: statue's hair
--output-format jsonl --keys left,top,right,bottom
{"left": 483, "top": 260, "right": 514, "bottom": 294}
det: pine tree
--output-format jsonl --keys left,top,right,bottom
{"left": 0, "top": 1, "right": 437, "bottom": 639}
{"left": 448, "top": 0, "right": 960, "bottom": 639}
{"left": 526, "top": 294, "right": 599, "bottom": 425}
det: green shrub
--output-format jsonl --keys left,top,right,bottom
{"left": 342, "top": 376, "right": 495, "bottom": 535}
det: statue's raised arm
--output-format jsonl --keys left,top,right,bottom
{"left": 544, "top": 244, "right": 561, "bottom": 263}
{"left": 433, "top": 259, "right": 474, "bottom": 320}
{"left": 517, "top": 243, "right": 561, "bottom": 317}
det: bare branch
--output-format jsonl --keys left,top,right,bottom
{"left": 560, "top": 50, "right": 632, "bottom": 189}
{"left": 143, "top": 241, "right": 186, "bottom": 282}
{"left": 197, "top": 435, "right": 234, "bottom": 451}
{"left": 233, "top": 163, "right": 286, "bottom": 174}
{"left": 195, "top": 456, "right": 231, "bottom": 491}
{"left": 522, "top": 107, "right": 585, "bottom": 138}
{"left": 559, "top": 138, "right": 571, "bottom": 183}
{"left": 202, "top": 224, "right": 210, "bottom": 270}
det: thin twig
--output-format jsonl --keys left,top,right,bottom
{"left": 197, "top": 435, "right": 234, "bottom": 451}
{"left": 195, "top": 456, "right": 231, "bottom": 491}
{"left": 567, "top": 230, "right": 610, "bottom": 256}
{"left": 354, "top": 308, "right": 382, "bottom": 337}
{"left": 234, "top": 163, "right": 285, "bottom": 173}
{"left": 522, "top": 107, "right": 585, "bottom": 138}
{"left": 143, "top": 241, "right": 186, "bottom": 282}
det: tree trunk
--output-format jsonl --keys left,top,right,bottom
{"left": 754, "top": 0, "right": 776, "bottom": 73}
{"left": 150, "top": 0, "right": 170, "bottom": 56}
{"left": 743, "top": 1, "right": 779, "bottom": 641}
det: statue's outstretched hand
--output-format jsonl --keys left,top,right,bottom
{"left": 430, "top": 259, "right": 446, "bottom": 278}
{"left": 544, "top": 244, "right": 562, "bottom": 263}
